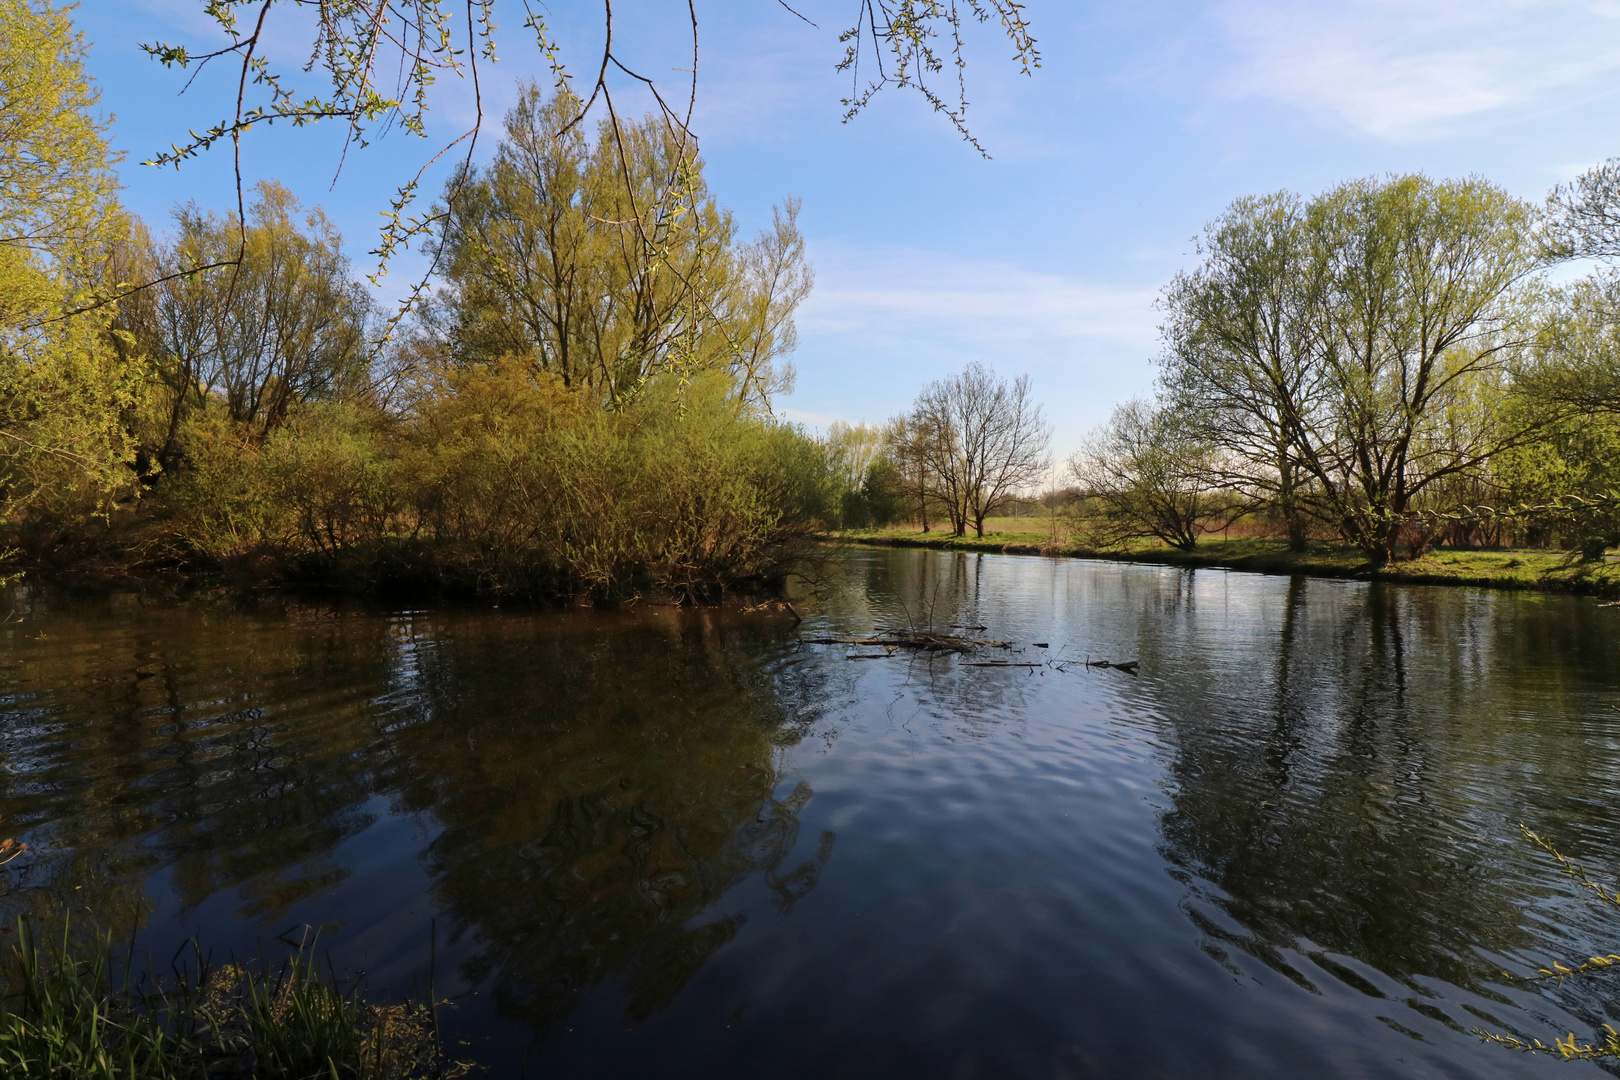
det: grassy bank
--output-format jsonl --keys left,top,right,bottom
{"left": 0, "top": 921, "right": 462, "bottom": 1079}
{"left": 832, "top": 520, "right": 1620, "bottom": 599}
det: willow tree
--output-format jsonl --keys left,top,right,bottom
{"left": 1293, "top": 176, "right": 1545, "bottom": 563}
{"left": 425, "top": 84, "right": 810, "bottom": 410}
{"left": 130, "top": 2, "right": 1037, "bottom": 329}
{"left": 0, "top": 0, "right": 142, "bottom": 520}
{"left": 1157, "top": 192, "right": 1327, "bottom": 551}
{"left": 1159, "top": 175, "right": 1549, "bottom": 564}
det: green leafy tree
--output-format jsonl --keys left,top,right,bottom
{"left": 1294, "top": 176, "right": 1545, "bottom": 562}
{"left": 1157, "top": 191, "right": 1326, "bottom": 551}
{"left": 423, "top": 84, "right": 809, "bottom": 410}
{"left": 0, "top": 0, "right": 143, "bottom": 522}
{"left": 1071, "top": 399, "right": 1247, "bottom": 551}
{"left": 1158, "top": 175, "right": 1550, "bottom": 564}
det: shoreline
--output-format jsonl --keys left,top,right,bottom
{"left": 828, "top": 531, "right": 1620, "bottom": 600}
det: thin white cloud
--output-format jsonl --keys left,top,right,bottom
{"left": 798, "top": 244, "right": 1160, "bottom": 351}
{"left": 1212, "top": 0, "right": 1620, "bottom": 140}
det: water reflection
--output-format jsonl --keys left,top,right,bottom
{"left": 0, "top": 592, "right": 829, "bottom": 1035}
{"left": 1150, "top": 575, "right": 1620, "bottom": 1030}
{"left": 5, "top": 556, "right": 1620, "bottom": 1077}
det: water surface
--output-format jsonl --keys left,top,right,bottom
{"left": 4, "top": 548, "right": 1620, "bottom": 1077}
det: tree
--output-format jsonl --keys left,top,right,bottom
{"left": 1071, "top": 399, "right": 1247, "bottom": 551}
{"left": 126, "top": 181, "right": 374, "bottom": 462}
{"left": 131, "top": 2, "right": 1039, "bottom": 324}
{"left": 1157, "top": 191, "right": 1326, "bottom": 551}
{"left": 885, "top": 413, "right": 940, "bottom": 531}
{"left": 423, "top": 84, "right": 809, "bottom": 410}
{"left": 905, "top": 362, "right": 1050, "bottom": 537}
{"left": 1290, "top": 175, "right": 1544, "bottom": 563}
{"left": 1158, "top": 175, "right": 1550, "bottom": 565}
{"left": 1548, "top": 157, "right": 1620, "bottom": 263}
{"left": 0, "top": 0, "right": 142, "bottom": 520}
{"left": 825, "top": 421, "right": 903, "bottom": 528}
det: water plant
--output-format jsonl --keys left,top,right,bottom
{"left": 1476, "top": 826, "right": 1620, "bottom": 1062}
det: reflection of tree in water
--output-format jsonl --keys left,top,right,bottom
{"left": 0, "top": 592, "right": 834, "bottom": 1037}
{"left": 1150, "top": 577, "right": 1620, "bottom": 1015}
{"left": 0, "top": 594, "right": 404, "bottom": 930}
{"left": 383, "top": 612, "right": 834, "bottom": 1029}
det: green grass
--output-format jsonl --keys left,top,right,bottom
{"left": 0, "top": 919, "right": 463, "bottom": 1079}
{"left": 831, "top": 523, "right": 1620, "bottom": 598}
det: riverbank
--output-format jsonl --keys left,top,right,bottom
{"left": 831, "top": 524, "right": 1620, "bottom": 599}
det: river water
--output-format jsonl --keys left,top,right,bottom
{"left": 3, "top": 547, "right": 1620, "bottom": 1078}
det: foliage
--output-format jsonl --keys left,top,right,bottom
{"left": 824, "top": 422, "right": 904, "bottom": 529}
{"left": 152, "top": 366, "right": 832, "bottom": 602}
{"left": 1071, "top": 399, "right": 1248, "bottom": 551}
{"left": 1475, "top": 828, "right": 1620, "bottom": 1062}
{"left": 423, "top": 85, "right": 808, "bottom": 410}
{"left": 1157, "top": 174, "right": 1547, "bottom": 563}
{"left": 1157, "top": 190, "right": 1318, "bottom": 551}
{"left": 0, "top": 0, "right": 144, "bottom": 524}
{"left": 119, "top": 182, "right": 375, "bottom": 464}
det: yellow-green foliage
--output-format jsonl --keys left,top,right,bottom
{"left": 157, "top": 366, "right": 831, "bottom": 600}
{"left": 0, "top": 0, "right": 144, "bottom": 523}
{"left": 401, "top": 363, "right": 826, "bottom": 599}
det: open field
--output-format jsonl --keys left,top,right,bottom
{"left": 831, "top": 521, "right": 1620, "bottom": 599}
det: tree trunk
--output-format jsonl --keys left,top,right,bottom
{"left": 1278, "top": 460, "right": 1307, "bottom": 552}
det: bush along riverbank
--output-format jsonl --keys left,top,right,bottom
{"left": 831, "top": 527, "right": 1620, "bottom": 600}
{"left": 3, "top": 371, "right": 836, "bottom": 607}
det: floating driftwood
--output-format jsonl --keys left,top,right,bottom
{"left": 962, "top": 661, "right": 1042, "bottom": 668}
{"left": 1082, "top": 658, "right": 1140, "bottom": 673}
{"left": 803, "top": 630, "right": 1012, "bottom": 652}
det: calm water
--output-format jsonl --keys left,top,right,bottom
{"left": 3, "top": 548, "right": 1620, "bottom": 1078}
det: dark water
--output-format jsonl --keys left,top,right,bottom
{"left": 3, "top": 548, "right": 1620, "bottom": 1078}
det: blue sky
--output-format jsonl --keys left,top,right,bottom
{"left": 72, "top": 0, "right": 1620, "bottom": 457}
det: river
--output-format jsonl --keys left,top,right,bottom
{"left": 3, "top": 547, "right": 1619, "bottom": 1078}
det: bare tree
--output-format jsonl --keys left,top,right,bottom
{"left": 907, "top": 363, "right": 1050, "bottom": 537}
{"left": 1071, "top": 399, "right": 1249, "bottom": 551}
